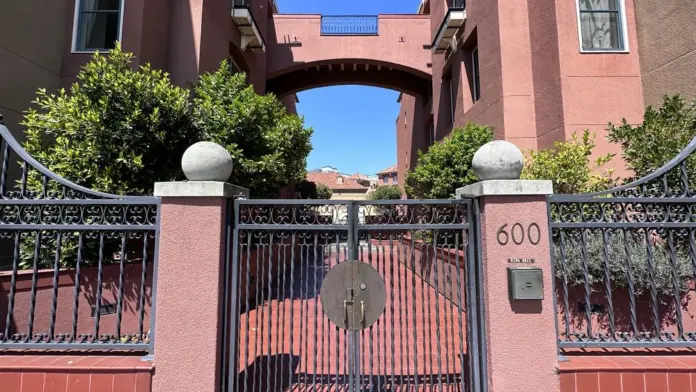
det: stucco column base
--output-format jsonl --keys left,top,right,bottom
{"left": 152, "top": 181, "right": 239, "bottom": 392}
{"left": 458, "top": 180, "right": 559, "bottom": 392}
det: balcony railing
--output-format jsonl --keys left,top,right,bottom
{"left": 320, "top": 15, "right": 379, "bottom": 36}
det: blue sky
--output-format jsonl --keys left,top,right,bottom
{"left": 276, "top": 0, "right": 422, "bottom": 176}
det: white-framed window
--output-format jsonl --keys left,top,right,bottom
{"left": 471, "top": 47, "right": 480, "bottom": 102}
{"left": 228, "top": 56, "right": 242, "bottom": 75}
{"left": 72, "top": 0, "right": 124, "bottom": 52}
{"left": 576, "top": 0, "right": 629, "bottom": 52}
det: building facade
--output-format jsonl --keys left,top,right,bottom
{"left": 376, "top": 164, "right": 398, "bottom": 186}
{"left": 2, "top": 0, "right": 694, "bottom": 194}
{"left": 306, "top": 168, "right": 370, "bottom": 200}
{"left": 0, "top": 0, "right": 296, "bottom": 136}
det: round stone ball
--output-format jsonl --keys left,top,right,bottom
{"left": 471, "top": 140, "right": 524, "bottom": 181}
{"left": 181, "top": 141, "right": 233, "bottom": 181}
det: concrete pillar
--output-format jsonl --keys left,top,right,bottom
{"left": 152, "top": 142, "right": 247, "bottom": 392}
{"left": 457, "top": 141, "right": 558, "bottom": 392}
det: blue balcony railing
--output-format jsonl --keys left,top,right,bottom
{"left": 320, "top": 15, "right": 379, "bottom": 36}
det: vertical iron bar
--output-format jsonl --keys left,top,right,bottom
{"left": 148, "top": 204, "right": 161, "bottom": 353}
{"left": 421, "top": 230, "right": 433, "bottom": 390}
{"left": 93, "top": 232, "right": 105, "bottom": 342}
{"left": 367, "top": 234, "right": 374, "bottom": 392}
{"left": 0, "top": 142, "right": 10, "bottom": 197}
{"left": 347, "top": 201, "right": 359, "bottom": 392}
{"left": 667, "top": 230, "right": 685, "bottom": 339}
{"left": 446, "top": 240, "right": 455, "bottom": 389}
{"left": 274, "top": 232, "right": 285, "bottom": 392}
{"left": 600, "top": 229, "right": 616, "bottom": 340}
{"left": 71, "top": 233, "right": 84, "bottom": 342}
{"left": 115, "top": 233, "right": 127, "bottom": 341}
{"left": 644, "top": 230, "right": 662, "bottom": 340}
{"left": 138, "top": 234, "right": 149, "bottom": 343}
{"left": 388, "top": 233, "right": 396, "bottom": 390}
{"left": 410, "top": 230, "right": 419, "bottom": 392}
{"left": 397, "top": 234, "right": 406, "bottom": 390}
{"left": 288, "top": 233, "right": 296, "bottom": 389}
{"left": 242, "top": 231, "right": 253, "bottom": 392}
{"left": 557, "top": 231, "right": 572, "bottom": 344}
{"left": 433, "top": 232, "right": 443, "bottom": 392}
{"left": 579, "top": 228, "right": 593, "bottom": 341}
{"left": 224, "top": 199, "right": 237, "bottom": 392}
{"left": 622, "top": 229, "right": 639, "bottom": 341}
{"left": 302, "top": 242, "right": 310, "bottom": 389}
{"left": 3, "top": 232, "right": 20, "bottom": 342}
{"left": 266, "top": 232, "right": 274, "bottom": 392}
{"left": 252, "top": 239, "right": 262, "bottom": 392}
{"left": 313, "top": 233, "right": 319, "bottom": 391}
{"left": 454, "top": 231, "right": 465, "bottom": 391}
{"left": 48, "top": 232, "right": 62, "bottom": 341}
{"left": 27, "top": 231, "right": 41, "bottom": 342}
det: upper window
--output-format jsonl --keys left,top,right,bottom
{"left": 73, "top": 0, "right": 123, "bottom": 52}
{"left": 577, "top": 0, "right": 627, "bottom": 52}
{"left": 471, "top": 47, "right": 480, "bottom": 102}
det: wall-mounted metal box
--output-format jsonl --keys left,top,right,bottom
{"left": 507, "top": 267, "right": 544, "bottom": 300}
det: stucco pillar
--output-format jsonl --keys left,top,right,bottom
{"left": 152, "top": 142, "right": 247, "bottom": 392}
{"left": 457, "top": 141, "right": 558, "bottom": 392}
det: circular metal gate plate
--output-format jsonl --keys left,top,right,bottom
{"left": 320, "top": 260, "right": 387, "bottom": 331}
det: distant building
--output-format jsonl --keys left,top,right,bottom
{"left": 376, "top": 165, "right": 398, "bottom": 186}
{"left": 306, "top": 170, "right": 370, "bottom": 200}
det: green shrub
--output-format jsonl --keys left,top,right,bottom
{"left": 608, "top": 95, "right": 696, "bottom": 188}
{"left": 316, "top": 183, "right": 332, "bottom": 199}
{"left": 22, "top": 44, "right": 194, "bottom": 196}
{"left": 295, "top": 180, "right": 318, "bottom": 199}
{"left": 405, "top": 123, "right": 493, "bottom": 199}
{"left": 522, "top": 131, "right": 616, "bottom": 194}
{"left": 192, "top": 63, "right": 313, "bottom": 198}
{"left": 368, "top": 185, "right": 402, "bottom": 200}
{"left": 554, "top": 230, "right": 691, "bottom": 297}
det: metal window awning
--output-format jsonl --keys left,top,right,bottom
{"left": 432, "top": 8, "right": 466, "bottom": 53}
{"left": 232, "top": 6, "right": 266, "bottom": 53}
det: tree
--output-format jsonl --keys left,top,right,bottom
{"left": 608, "top": 95, "right": 696, "bottom": 188}
{"left": 295, "top": 180, "right": 318, "bottom": 199}
{"left": 22, "top": 43, "right": 195, "bottom": 196}
{"left": 368, "top": 185, "right": 402, "bottom": 200}
{"left": 192, "top": 64, "right": 313, "bottom": 197}
{"left": 405, "top": 123, "right": 493, "bottom": 199}
{"left": 521, "top": 130, "right": 616, "bottom": 194}
{"left": 316, "top": 183, "right": 333, "bottom": 199}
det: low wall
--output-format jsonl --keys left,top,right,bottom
{"left": 0, "top": 263, "right": 153, "bottom": 342}
{"left": 559, "top": 355, "right": 696, "bottom": 392}
{"left": 0, "top": 355, "right": 152, "bottom": 392}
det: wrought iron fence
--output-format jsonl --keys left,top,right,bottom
{"left": 320, "top": 16, "right": 379, "bottom": 36}
{"left": 0, "top": 121, "right": 160, "bottom": 352}
{"left": 226, "top": 199, "right": 487, "bottom": 392}
{"left": 548, "top": 136, "right": 696, "bottom": 349}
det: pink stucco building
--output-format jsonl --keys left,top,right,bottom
{"left": 1, "top": 0, "right": 693, "bottom": 190}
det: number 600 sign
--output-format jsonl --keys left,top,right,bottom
{"left": 496, "top": 223, "right": 541, "bottom": 246}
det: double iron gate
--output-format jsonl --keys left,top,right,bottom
{"left": 224, "top": 199, "right": 487, "bottom": 392}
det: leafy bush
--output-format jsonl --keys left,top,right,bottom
{"left": 405, "top": 123, "right": 493, "bottom": 199}
{"left": 22, "top": 44, "right": 194, "bottom": 196}
{"left": 368, "top": 185, "right": 402, "bottom": 200}
{"left": 295, "top": 180, "right": 318, "bottom": 199}
{"left": 608, "top": 95, "right": 696, "bottom": 187}
{"left": 522, "top": 131, "right": 616, "bottom": 194}
{"left": 554, "top": 231, "right": 691, "bottom": 297}
{"left": 316, "top": 183, "right": 332, "bottom": 199}
{"left": 19, "top": 48, "right": 313, "bottom": 268}
{"left": 192, "top": 64, "right": 313, "bottom": 197}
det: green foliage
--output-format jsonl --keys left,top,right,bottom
{"left": 295, "top": 180, "right": 318, "bottom": 199}
{"left": 22, "top": 43, "right": 195, "bottom": 196}
{"left": 368, "top": 185, "right": 402, "bottom": 200}
{"left": 316, "top": 183, "right": 333, "bottom": 199}
{"left": 555, "top": 231, "right": 691, "bottom": 297}
{"left": 521, "top": 131, "right": 616, "bottom": 194}
{"left": 405, "top": 123, "right": 493, "bottom": 199}
{"left": 192, "top": 63, "right": 313, "bottom": 197}
{"left": 608, "top": 95, "right": 696, "bottom": 186}
{"left": 19, "top": 48, "right": 313, "bottom": 268}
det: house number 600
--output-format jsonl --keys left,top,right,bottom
{"left": 496, "top": 223, "right": 541, "bottom": 245}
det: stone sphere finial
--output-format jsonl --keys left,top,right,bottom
{"left": 472, "top": 140, "right": 524, "bottom": 181}
{"left": 181, "top": 141, "right": 233, "bottom": 182}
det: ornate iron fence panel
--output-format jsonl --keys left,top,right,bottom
{"left": 226, "top": 199, "right": 486, "bottom": 392}
{"left": 0, "top": 121, "right": 159, "bottom": 352}
{"left": 320, "top": 15, "right": 379, "bottom": 36}
{"left": 548, "top": 137, "right": 696, "bottom": 349}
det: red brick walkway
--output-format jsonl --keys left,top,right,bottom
{"left": 235, "top": 241, "right": 469, "bottom": 391}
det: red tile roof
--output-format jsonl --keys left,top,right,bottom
{"left": 376, "top": 164, "right": 397, "bottom": 175}
{"left": 307, "top": 172, "right": 368, "bottom": 191}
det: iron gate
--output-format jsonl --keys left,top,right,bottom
{"left": 225, "top": 199, "right": 487, "bottom": 392}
